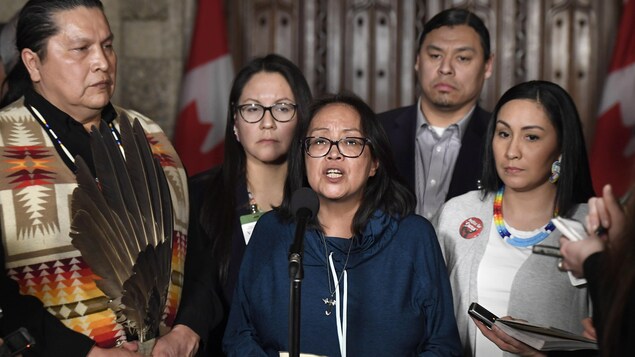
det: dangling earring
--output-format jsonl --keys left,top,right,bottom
{"left": 549, "top": 156, "right": 561, "bottom": 183}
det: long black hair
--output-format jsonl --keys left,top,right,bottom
{"left": 480, "top": 80, "right": 594, "bottom": 216}
{"left": 0, "top": 0, "right": 105, "bottom": 108}
{"left": 279, "top": 92, "right": 415, "bottom": 235}
{"left": 199, "top": 54, "right": 312, "bottom": 283}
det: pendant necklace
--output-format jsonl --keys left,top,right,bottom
{"left": 246, "top": 182, "right": 260, "bottom": 214}
{"left": 321, "top": 233, "right": 354, "bottom": 316}
{"left": 493, "top": 185, "right": 558, "bottom": 247}
{"left": 246, "top": 190, "right": 260, "bottom": 213}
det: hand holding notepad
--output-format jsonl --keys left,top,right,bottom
{"left": 469, "top": 302, "right": 597, "bottom": 351}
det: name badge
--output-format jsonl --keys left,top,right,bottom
{"left": 240, "top": 212, "right": 263, "bottom": 245}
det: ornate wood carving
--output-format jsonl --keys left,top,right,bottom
{"left": 227, "top": 0, "right": 620, "bottom": 142}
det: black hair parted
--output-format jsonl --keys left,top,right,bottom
{"left": 480, "top": 80, "right": 594, "bottom": 216}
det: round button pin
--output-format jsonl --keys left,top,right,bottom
{"left": 459, "top": 217, "right": 484, "bottom": 239}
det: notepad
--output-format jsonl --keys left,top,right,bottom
{"left": 494, "top": 319, "right": 597, "bottom": 351}
{"left": 552, "top": 217, "right": 587, "bottom": 242}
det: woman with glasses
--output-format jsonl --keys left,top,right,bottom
{"left": 223, "top": 92, "right": 461, "bottom": 356}
{"left": 172, "top": 54, "right": 313, "bottom": 356}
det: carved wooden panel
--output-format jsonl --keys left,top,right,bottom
{"left": 227, "top": 0, "right": 620, "bottom": 142}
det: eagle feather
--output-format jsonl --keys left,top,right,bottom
{"left": 70, "top": 114, "right": 174, "bottom": 345}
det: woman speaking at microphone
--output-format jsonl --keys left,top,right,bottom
{"left": 223, "top": 92, "right": 461, "bottom": 356}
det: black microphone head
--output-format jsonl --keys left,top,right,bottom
{"left": 290, "top": 187, "right": 319, "bottom": 218}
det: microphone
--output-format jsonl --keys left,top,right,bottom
{"left": 289, "top": 187, "right": 319, "bottom": 280}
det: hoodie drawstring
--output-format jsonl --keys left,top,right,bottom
{"left": 328, "top": 252, "right": 347, "bottom": 357}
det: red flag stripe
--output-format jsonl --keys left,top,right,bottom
{"left": 187, "top": 0, "right": 229, "bottom": 69}
{"left": 590, "top": 0, "right": 635, "bottom": 196}
{"left": 173, "top": 0, "right": 233, "bottom": 175}
{"left": 609, "top": 0, "right": 635, "bottom": 71}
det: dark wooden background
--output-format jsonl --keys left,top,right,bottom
{"left": 226, "top": 0, "right": 621, "bottom": 147}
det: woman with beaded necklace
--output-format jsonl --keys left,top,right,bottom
{"left": 435, "top": 80, "right": 595, "bottom": 357}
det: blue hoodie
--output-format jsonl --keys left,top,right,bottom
{"left": 224, "top": 210, "right": 461, "bottom": 356}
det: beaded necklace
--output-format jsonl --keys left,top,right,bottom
{"left": 30, "top": 105, "right": 124, "bottom": 164}
{"left": 493, "top": 185, "right": 557, "bottom": 247}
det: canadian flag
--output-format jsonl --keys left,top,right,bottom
{"left": 173, "top": 0, "right": 234, "bottom": 176}
{"left": 589, "top": 0, "right": 635, "bottom": 196}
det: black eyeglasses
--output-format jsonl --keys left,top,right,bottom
{"left": 235, "top": 103, "right": 297, "bottom": 123}
{"left": 303, "top": 136, "right": 371, "bottom": 158}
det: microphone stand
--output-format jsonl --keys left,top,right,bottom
{"left": 288, "top": 253, "right": 302, "bottom": 357}
{"left": 287, "top": 187, "right": 318, "bottom": 357}
{"left": 288, "top": 210, "right": 308, "bottom": 357}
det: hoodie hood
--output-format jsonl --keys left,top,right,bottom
{"left": 301, "top": 210, "right": 399, "bottom": 269}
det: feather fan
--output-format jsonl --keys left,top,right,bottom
{"left": 70, "top": 114, "right": 173, "bottom": 350}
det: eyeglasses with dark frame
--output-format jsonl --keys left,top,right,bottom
{"left": 303, "top": 136, "right": 371, "bottom": 158}
{"left": 234, "top": 103, "right": 297, "bottom": 123}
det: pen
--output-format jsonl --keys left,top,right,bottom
{"left": 532, "top": 244, "right": 563, "bottom": 258}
